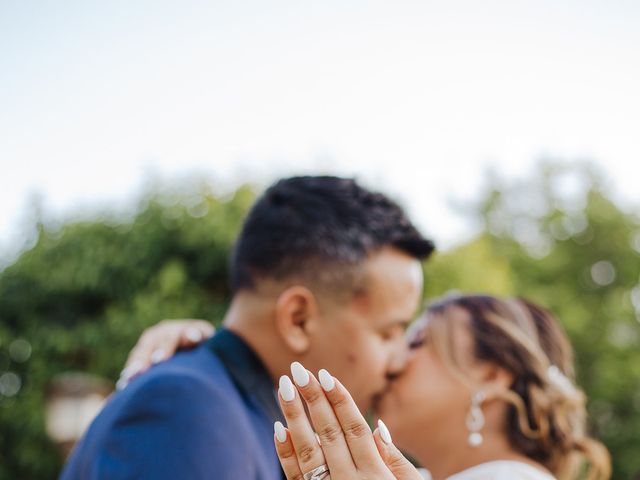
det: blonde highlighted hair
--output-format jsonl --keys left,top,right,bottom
{"left": 421, "top": 294, "right": 611, "bottom": 480}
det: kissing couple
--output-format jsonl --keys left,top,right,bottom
{"left": 62, "top": 176, "right": 610, "bottom": 480}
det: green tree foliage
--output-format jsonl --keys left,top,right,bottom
{"left": 0, "top": 186, "right": 255, "bottom": 479}
{"left": 0, "top": 164, "right": 638, "bottom": 478}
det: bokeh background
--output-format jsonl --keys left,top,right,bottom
{"left": 1, "top": 2, "right": 639, "bottom": 479}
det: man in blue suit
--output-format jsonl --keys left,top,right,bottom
{"left": 61, "top": 176, "right": 434, "bottom": 479}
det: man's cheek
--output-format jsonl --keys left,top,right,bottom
{"left": 367, "top": 351, "right": 387, "bottom": 377}
{"left": 346, "top": 351, "right": 358, "bottom": 365}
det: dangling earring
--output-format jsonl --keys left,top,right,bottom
{"left": 466, "top": 390, "right": 486, "bottom": 447}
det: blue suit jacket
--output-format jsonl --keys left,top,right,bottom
{"left": 61, "top": 329, "right": 284, "bottom": 479}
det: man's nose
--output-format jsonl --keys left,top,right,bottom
{"left": 386, "top": 339, "right": 410, "bottom": 378}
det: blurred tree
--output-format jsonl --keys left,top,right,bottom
{"left": 0, "top": 185, "right": 255, "bottom": 479}
{"left": 0, "top": 163, "right": 637, "bottom": 479}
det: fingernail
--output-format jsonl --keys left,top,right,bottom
{"left": 291, "top": 362, "right": 310, "bottom": 387}
{"left": 274, "top": 421, "right": 287, "bottom": 443}
{"left": 279, "top": 375, "right": 295, "bottom": 402}
{"left": 378, "top": 419, "right": 393, "bottom": 445}
{"left": 116, "top": 377, "right": 129, "bottom": 391}
{"left": 315, "top": 433, "right": 321, "bottom": 445}
{"left": 120, "top": 361, "right": 143, "bottom": 380}
{"left": 151, "top": 349, "right": 166, "bottom": 364}
{"left": 318, "top": 369, "right": 335, "bottom": 392}
{"left": 185, "top": 327, "right": 202, "bottom": 343}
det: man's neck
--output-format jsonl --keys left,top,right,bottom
{"left": 223, "top": 295, "right": 293, "bottom": 387}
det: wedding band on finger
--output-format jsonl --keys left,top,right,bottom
{"left": 303, "top": 464, "right": 330, "bottom": 480}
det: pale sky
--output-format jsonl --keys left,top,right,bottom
{"left": 1, "top": 1, "right": 639, "bottom": 264}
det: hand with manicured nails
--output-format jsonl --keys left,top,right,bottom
{"left": 117, "top": 319, "right": 215, "bottom": 390}
{"left": 275, "top": 362, "right": 423, "bottom": 480}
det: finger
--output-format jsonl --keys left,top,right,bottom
{"left": 178, "top": 320, "right": 215, "bottom": 347}
{"left": 120, "top": 320, "right": 193, "bottom": 386}
{"left": 118, "top": 333, "right": 167, "bottom": 389}
{"left": 125, "top": 319, "right": 206, "bottom": 370}
{"left": 274, "top": 422, "right": 306, "bottom": 480}
{"left": 290, "top": 363, "right": 357, "bottom": 477}
{"left": 123, "top": 323, "right": 169, "bottom": 365}
{"left": 373, "top": 425, "right": 424, "bottom": 480}
{"left": 318, "top": 370, "right": 388, "bottom": 473}
{"left": 151, "top": 321, "right": 194, "bottom": 357}
{"left": 119, "top": 319, "right": 214, "bottom": 390}
{"left": 116, "top": 357, "right": 146, "bottom": 390}
{"left": 146, "top": 327, "right": 178, "bottom": 365}
{"left": 278, "top": 375, "right": 327, "bottom": 475}
{"left": 120, "top": 328, "right": 160, "bottom": 383}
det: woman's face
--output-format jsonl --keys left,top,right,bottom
{"left": 374, "top": 306, "right": 482, "bottom": 455}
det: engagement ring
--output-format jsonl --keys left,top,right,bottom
{"left": 303, "top": 464, "right": 330, "bottom": 480}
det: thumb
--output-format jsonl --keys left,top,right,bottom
{"left": 373, "top": 420, "right": 424, "bottom": 480}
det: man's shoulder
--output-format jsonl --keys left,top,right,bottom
{"left": 116, "top": 343, "right": 244, "bottom": 414}
{"left": 74, "top": 343, "right": 251, "bottom": 448}
{"left": 61, "top": 344, "right": 269, "bottom": 480}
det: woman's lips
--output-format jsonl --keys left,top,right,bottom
{"left": 371, "top": 381, "right": 395, "bottom": 413}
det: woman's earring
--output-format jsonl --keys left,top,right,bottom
{"left": 466, "top": 390, "right": 486, "bottom": 447}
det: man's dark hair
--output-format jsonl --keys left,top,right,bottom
{"left": 230, "top": 176, "right": 434, "bottom": 297}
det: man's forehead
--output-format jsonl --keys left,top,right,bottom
{"left": 349, "top": 288, "right": 423, "bottom": 330}
{"left": 366, "top": 246, "right": 422, "bottom": 269}
{"left": 362, "top": 249, "right": 423, "bottom": 290}
{"left": 406, "top": 260, "right": 424, "bottom": 288}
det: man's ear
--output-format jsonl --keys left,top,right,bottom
{"left": 274, "top": 286, "right": 319, "bottom": 354}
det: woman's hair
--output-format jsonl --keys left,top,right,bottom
{"left": 421, "top": 294, "right": 611, "bottom": 480}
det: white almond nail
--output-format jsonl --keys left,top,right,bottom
{"left": 279, "top": 375, "right": 295, "bottom": 402}
{"left": 318, "top": 369, "right": 335, "bottom": 392}
{"left": 151, "top": 349, "right": 166, "bottom": 364}
{"left": 291, "top": 362, "right": 310, "bottom": 387}
{"left": 120, "top": 361, "right": 143, "bottom": 379}
{"left": 274, "top": 421, "right": 287, "bottom": 443}
{"left": 378, "top": 419, "right": 393, "bottom": 445}
{"left": 185, "top": 327, "right": 202, "bottom": 343}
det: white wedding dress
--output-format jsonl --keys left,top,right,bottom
{"left": 418, "top": 461, "right": 556, "bottom": 480}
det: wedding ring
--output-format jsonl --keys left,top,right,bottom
{"left": 303, "top": 464, "right": 330, "bottom": 480}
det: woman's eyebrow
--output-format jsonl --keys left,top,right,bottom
{"left": 405, "top": 316, "right": 429, "bottom": 336}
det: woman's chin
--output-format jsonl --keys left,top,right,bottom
{"left": 373, "top": 390, "right": 420, "bottom": 455}
{"left": 374, "top": 390, "right": 399, "bottom": 428}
